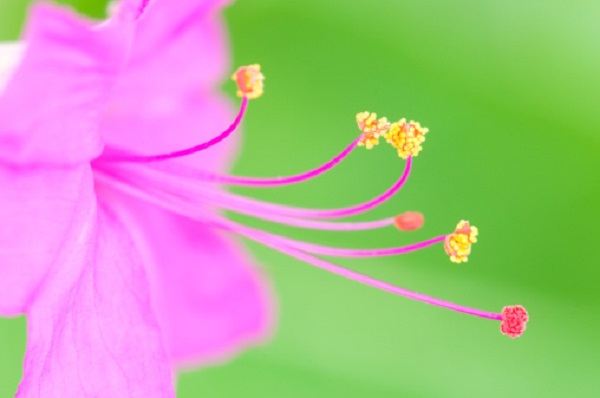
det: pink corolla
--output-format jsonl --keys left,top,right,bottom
{"left": 0, "top": 0, "right": 527, "bottom": 396}
{"left": 1, "top": 1, "right": 269, "bottom": 396}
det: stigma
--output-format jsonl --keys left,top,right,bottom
{"left": 232, "top": 64, "right": 264, "bottom": 99}
{"left": 500, "top": 305, "right": 529, "bottom": 338}
{"left": 444, "top": 220, "right": 478, "bottom": 263}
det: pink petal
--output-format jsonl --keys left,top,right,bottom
{"left": 126, "top": 0, "right": 230, "bottom": 95}
{"left": 98, "top": 184, "right": 273, "bottom": 368}
{"left": 102, "top": 0, "right": 238, "bottom": 171}
{"left": 102, "top": 91, "right": 239, "bottom": 172}
{"left": 0, "top": 165, "right": 94, "bottom": 316}
{"left": 0, "top": 4, "right": 134, "bottom": 165}
{"left": 17, "top": 201, "right": 174, "bottom": 397}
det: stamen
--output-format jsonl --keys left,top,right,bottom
{"left": 98, "top": 96, "right": 248, "bottom": 163}
{"left": 356, "top": 111, "right": 390, "bottom": 149}
{"left": 500, "top": 305, "right": 529, "bottom": 338}
{"left": 444, "top": 220, "right": 478, "bottom": 263}
{"left": 232, "top": 64, "right": 264, "bottom": 99}
{"left": 384, "top": 118, "right": 428, "bottom": 159}
{"left": 393, "top": 211, "right": 425, "bottom": 231}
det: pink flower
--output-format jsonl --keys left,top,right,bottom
{"left": 0, "top": 0, "right": 528, "bottom": 396}
{"left": 0, "top": 1, "right": 269, "bottom": 396}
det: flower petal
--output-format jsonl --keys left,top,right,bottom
{"left": 125, "top": 0, "right": 230, "bottom": 95}
{"left": 102, "top": 0, "right": 238, "bottom": 171}
{"left": 102, "top": 92, "right": 239, "bottom": 172}
{"left": 0, "top": 165, "right": 94, "bottom": 316}
{"left": 98, "top": 185, "right": 273, "bottom": 368}
{"left": 17, "top": 201, "right": 174, "bottom": 397}
{"left": 0, "top": 4, "right": 134, "bottom": 165}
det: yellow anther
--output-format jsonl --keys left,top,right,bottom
{"left": 232, "top": 64, "right": 264, "bottom": 99}
{"left": 444, "top": 220, "right": 478, "bottom": 263}
{"left": 356, "top": 111, "right": 390, "bottom": 150}
{"left": 384, "top": 119, "right": 428, "bottom": 159}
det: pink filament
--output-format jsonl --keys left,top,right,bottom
{"left": 96, "top": 172, "right": 502, "bottom": 321}
{"left": 99, "top": 96, "right": 249, "bottom": 163}
{"left": 209, "top": 215, "right": 502, "bottom": 320}
{"left": 98, "top": 162, "right": 398, "bottom": 231}
{"left": 271, "top": 241, "right": 502, "bottom": 320}
{"left": 110, "top": 155, "right": 413, "bottom": 221}
{"left": 162, "top": 138, "right": 360, "bottom": 187}
{"left": 218, "top": 201, "right": 396, "bottom": 231}
{"left": 94, "top": 169, "right": 502, "bottom": 321}
{"left": 204, "top": 155, "right": 412, "bottom": 219}
{"left": 215, "top": 217, "right": 447, "bottom": 257}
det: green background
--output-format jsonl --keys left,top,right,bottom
{"left": 1, "top": 0, "right": 599, "bottom": 396}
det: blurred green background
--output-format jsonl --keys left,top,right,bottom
{"left": 1, "top": 0, "right": 599, "bottom": 396}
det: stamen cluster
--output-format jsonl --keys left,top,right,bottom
{"left": 356, "top": 112, "right": 390, "bottom": 149}
{"left": 356, "top": 112, "right": 428, "bottom": 159}
{"left": 101, "top": 63, "right": 526, "bottom": 338}
{"left": 444, "top": 220, "right": 478, "bottom": 263}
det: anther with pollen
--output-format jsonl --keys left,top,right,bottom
{"left": 384, "top": 118, "right": 428, "bottom": 159}
{"left": 356, "top": 111, "right": 390, "bottom": 149}
{"left": 232, "top": 64, "right": 264, "bottom": 99}
{"left": 444, "top": 220, "right": 478, "bottom": 263}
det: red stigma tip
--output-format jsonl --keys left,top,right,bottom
{"left": 500, "top": 305, "right": 529, "bottom": 338}
{"left": 393, "top": 212, "right": 424, "bottom": 231}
